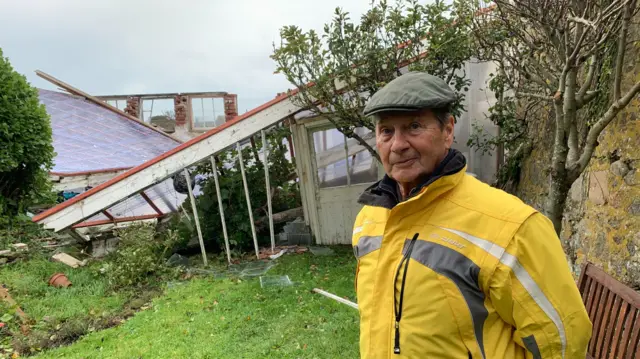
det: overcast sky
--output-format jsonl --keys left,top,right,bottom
{"left": 0, "top": 0, "right": 372, "bottom": 113}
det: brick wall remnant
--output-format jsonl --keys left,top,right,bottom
{"left": 124, "top": 97, "right": 140, "bottom": 118}
{"left": 224, "top": 94, "right": 238, "bottom": 122}
{"left": 174, "top": 95, "right": 189, "bottom": 127}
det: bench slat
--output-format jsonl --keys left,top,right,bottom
{"left": 603, "top": 296, "right": 623, "bottom": 358}
{"left": 624, "top": 309, "right": 639, "bottom": 359}
{"left": 588, "top": 282, "right": 603, "bottom": 326}
{"left": 618, "top": 307, "right": 637, "bottom": 358}
{"left": 585, "top": 277, "right": 596, "bottom": 309}
{"left": 582, "top": 275, "right": 593, "bottom": 301}
{"left": 596, "top": 292, "right": 617, "bottom": 358}
{"left": 610, "top": 302, "right": 630, "bottom": 359}
{"left": 591, "top": 286, "right": 610, "bottom": 355}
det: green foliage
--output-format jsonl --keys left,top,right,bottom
{"left": 178, "top": 127, "right": 300, "bottom": 255}
{"left": 467, "top": 72, "right": 529, "bottom": 155}
{"left": 100, "top": 225, "right": 183, "bottom": 289}
{"left": 467, "top": 71, "right": 537, "bottom": 190}
{"left": 271, "top": 0, "right": 474, "bottom": 160}
{"left": 0, "top": 214, "right": 55, "bottom": 253}
{"left": 0, "top": 48, "right": 56, "bottom": 216}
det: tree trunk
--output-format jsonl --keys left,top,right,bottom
{"left": 254, "top": 207, "right": 304, "bottom": 231}
{"left": 546, "top": 100, "right": 570, "bottom": 236}
{"left": 544, "top": 174, "right": 571, "bottom": 235}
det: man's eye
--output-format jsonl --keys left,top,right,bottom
{"left": 380, "top": 128, "right": 392, "bottom": 135}
{"left": 410, "top": 122, "right": 421, "bottom": 130}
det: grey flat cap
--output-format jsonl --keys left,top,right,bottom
{"left": 363, "top": 72, "right": 456, "bottom": 117}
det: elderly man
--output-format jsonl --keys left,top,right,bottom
{"left": 352, "top": 72, "right": 592, "bottom": 359}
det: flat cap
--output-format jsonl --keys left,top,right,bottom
{"left": 363, "top": 72, "right": 456, "bottom": 117}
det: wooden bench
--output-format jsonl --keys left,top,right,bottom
{"left": 577, "top": 262, "right": 640, "bottom": 358}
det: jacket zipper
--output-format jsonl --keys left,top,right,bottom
{"left": 393, "top": 233, "right": 419, "bottom": 355}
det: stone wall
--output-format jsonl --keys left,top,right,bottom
{"left": 516, "top": 27, "right": 640, "bottom": 288}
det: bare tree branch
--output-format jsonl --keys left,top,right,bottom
{"left": 517, "top": 92, "right": 555, "bottom": 101}
{"left": 568, "top": 16, "right": 596, "bottom": 29}
{"left": 475, "top": 0, "right": 640, "bottom": 235}
{"left": 614, "top": 0, "right": 634, "bottom": 100}
{"left": 577, "top": 54, "right": 598, "bottom": 104}
{"left": 580, "top": 91, "right": 600, "bottom": 107}
{"left": 601, "top": 0, "right": 632, "bottom": 22}
{"left": 568, "top": 23, "right": 590, "bottom": 64}
{"left": 572, "top": 81, "right": 640, "bottom": 175}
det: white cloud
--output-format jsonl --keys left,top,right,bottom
{"left": 0, "top": 0, "right": 370, "bottom": 112}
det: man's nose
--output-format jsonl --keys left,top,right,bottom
{"left": 390, "top": 130, "right": 410, "bottom": 153}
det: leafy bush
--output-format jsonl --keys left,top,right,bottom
{"left": 176, "top": 127, "right": 301, "bottom": 254}
{"left": 100, "top": 225, "right": 184, "bottom": 289}
{"left": 0, "top": 48, "right": 56, "bottom": 216}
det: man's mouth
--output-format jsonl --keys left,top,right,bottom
{"left": 393, "top": 158, "right": 417, "bottom": 167}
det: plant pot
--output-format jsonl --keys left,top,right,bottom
{"left": 48, "top": 273, "right": 72, "bottom": 288}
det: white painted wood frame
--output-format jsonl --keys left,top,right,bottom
{"left": 261, "top": 130, "right": 276, "bottom": 252}
{"left": 210, "top": 156, "right": 231, "bottom": 264}
{"left": 184, "top": 169, "right": 208, "bottom": 266}
{"left": 237, "top": 142, "right": 260, "bottom": 259}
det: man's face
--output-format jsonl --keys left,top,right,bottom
{"left": 376, "top": 110, "right": 454, "bottom": 188}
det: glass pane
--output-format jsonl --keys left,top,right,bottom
{"left": 313, "top": 128, "right": 348, "bottom": 188}
{"left": 348, "top": 127, "right": 379, "bottom": 185}
{"left": 192, "top": 97, "right": 226, "bottom": 129}
{"left": 141, "top": 99, "right": 173, "bottom": 123}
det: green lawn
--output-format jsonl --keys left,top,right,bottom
{"left": 1, "top": 256, "right": 130, "bottom": 323}
{"left": 35, "top": 246, "right": 360, "bottom": 359}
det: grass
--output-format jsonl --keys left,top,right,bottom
{"left": 0, "top": 253, "right": 163, "bottom": 357}
{"left": 0, "top": 256, "right": 130, "bottom": 323}
{"left": 34, "top": 246, "right": 359, "bottom": 359}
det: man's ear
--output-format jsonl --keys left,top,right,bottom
{"left": 444, "top": 115, "right": 455, "bottom": 148}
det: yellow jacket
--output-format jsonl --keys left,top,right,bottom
{"left": 352, "top": 150, "right": 591, "bottom": 358}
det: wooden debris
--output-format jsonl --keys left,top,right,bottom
{"left": 0, "top": 250, "right": 11, "bottom": 256}
{"left": 268, "top": 249, "right": 287, "bottom": 260}
{"left": 312, "top": 288, "right": 359, "bottom": 310}
{"left": 41, "top": 240, "right": 74, "bottom": 249}
{"left": 10, "top": 243, "right": 28, "bottom": 252}
{"left": 0, "top": 286, "right": 29, "bottom": 323}
{"left": 51, "top": 253, "right": 84, "bottom": 268}
{"left": 257, "top": 245, "right": 308, "bottom": 260}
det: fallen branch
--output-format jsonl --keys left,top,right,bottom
{"left": 312, "top": 288, "right": 359, "bottom": 310}
{"left": 255, "top": 207, "right": 304, "bottom": 228}
{"left": 0, "top": 285, "right": 29, "bottom": 324}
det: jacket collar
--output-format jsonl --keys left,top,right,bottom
{"left": 358, "top": 149, "right": 467, "bottom": 209}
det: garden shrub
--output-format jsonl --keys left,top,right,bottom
{"left": 0, "top": 48, "right": 55, "bottom": 217}
{"left": 100, "top": 225, "right": 184, "bottom": 289}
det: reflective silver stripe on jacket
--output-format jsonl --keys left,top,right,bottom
{"left": 404, "top": 240, "right": 487, "bottom": 359}
{"left": 354, "top": 236, "right": 383, "bottom": 258}
{"left": 439, "top": 227, "right": 566, "bottom": 358}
